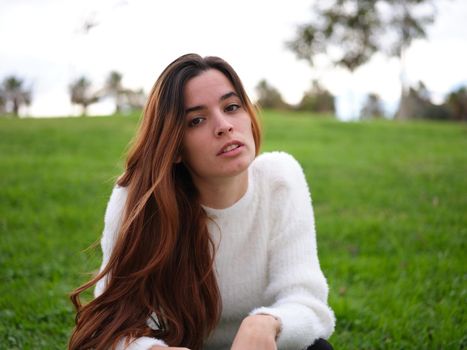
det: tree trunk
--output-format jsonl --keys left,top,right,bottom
{"left": 115, "top": 96, "right": 121, "bottom": 114}
{"left": 13, "top": 98, "right": 19, "bottom": 117}
{"left": 81, "top": 103, "right": 88, "bottom": 117}
{"left": 395, "top": 90, "right": 411, "bottom": 120}
{"left": 395, "top": 44, "right": 410, "bottom": 119}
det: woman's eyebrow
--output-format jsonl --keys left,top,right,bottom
{"left": 220, "top": 91, "right": 239, "bottom": 101}
{"left": 185, "top": 92, "right": 239, "bottom": 114}
{"left": 185, "top": 105, "right": 204, "bottom": 114}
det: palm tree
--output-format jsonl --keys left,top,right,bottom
{"left": 105, "top": 71, "right": 124, "bottom": 113}
{"left": 69, "top": 76, "right": 99, "bottom": 116}
{"left": 2, "top": 76, "right": 32, "bottom": 117}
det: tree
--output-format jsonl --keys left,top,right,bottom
{"left": 104, "top": 71, "right": 124, "bottom": 113}
{"left": 297, "top": 80, "right": 335, "bottom": 113}
{"left": 255, "top": 79, "right": 289, "bottom": 110}
{"left": 445, "top": 86, "right": 467, "bottom": 122}
{"left": 397, "top": 81, "right": 450, "bottom": 120}
{"left": 69, "top": 76, "right": 99, "bottom": 116}
{"left": 287, "top": 0, "right": 436, "bottom": 118}
{"left": 122, "top": 88, "right": 146, "bottom": 111}
{"left": 1, "top": 76, "right": 32, "bottom": 117}
{"left": 0, "top": 91, "right": 5, "bottom": 115}
{"left": 101, "top": 71, "right": 146, "bottom": 114}
{"left": 288, "top": 1, "right": 379, "bottom": 72}
{"left": 360, "top": 93, "right": 385, "bottom": 119}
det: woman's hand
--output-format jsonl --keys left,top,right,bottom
{"left": 230, "top": 314, "right": 280, "bottom": 350}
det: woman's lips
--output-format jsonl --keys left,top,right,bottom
{"left": 217, "top": 141, "right": 244, "bottom": 156}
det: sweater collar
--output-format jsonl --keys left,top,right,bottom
{"left": 201, "top": 166, "right": 254, "bottom": 219}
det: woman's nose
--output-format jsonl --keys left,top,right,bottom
{"left": 214, "top": 115, "right": 233, "bottom": 136}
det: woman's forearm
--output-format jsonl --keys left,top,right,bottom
{"left": 231, "top": 314, "right": 280, "bottom": 350}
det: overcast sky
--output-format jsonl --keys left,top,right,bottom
{"left": 1, "top": 0, "right": 467, "bottom": 119}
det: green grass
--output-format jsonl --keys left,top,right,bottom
{"left": 1, "top": 112, "right": 466, "bottom": 349}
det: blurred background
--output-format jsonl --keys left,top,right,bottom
{"left": 0, "top": 1, "right": 466, "bottom": 349}
{"left": 1, "top": 0, "right": 467, "bottom": 121}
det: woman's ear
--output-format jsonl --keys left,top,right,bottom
{"left": 174, "top": 154, "right": 182, "bottom": 164}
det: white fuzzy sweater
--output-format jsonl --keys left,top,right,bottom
{"left": 95, "top": 152, "right": 335, "bottom": 350}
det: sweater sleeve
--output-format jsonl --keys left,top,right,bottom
{"left": 249, "top": 153, "right": 335, "bottom": 349}
{"left": 94, "top": 185, "right": 127, "bottom": 298}
{"left": 94, "top": 186, "right": 168, "bottom": 349}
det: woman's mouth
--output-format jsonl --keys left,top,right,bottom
{"left": 222, "top": 144, "right": 240, "bottom": 153}
{"left": 217, "top": 142, "right": 244, "bottom": 156}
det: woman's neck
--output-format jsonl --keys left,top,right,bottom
{"left": 194, "top": 170, "right": 249, "bottom": 210}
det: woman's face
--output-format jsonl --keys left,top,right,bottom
{"left": 181, "top": 69, "right": 256, "bottom": 184}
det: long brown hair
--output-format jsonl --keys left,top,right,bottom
{"left": 69, "top": 54, "right": 262, "bottom": 350}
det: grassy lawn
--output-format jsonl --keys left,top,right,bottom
{"left": 0, "top": 111, "right": 466, "bottom": 349}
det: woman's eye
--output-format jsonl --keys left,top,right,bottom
{"left": 225, "top": 104, "right": 240, "bottom": 112}
{"left": 188, "top": 117, "right": 205, "bottom": 127}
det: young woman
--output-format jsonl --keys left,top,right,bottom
{"left": 69, "top": 54, "right": 335, "bottom": 350}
